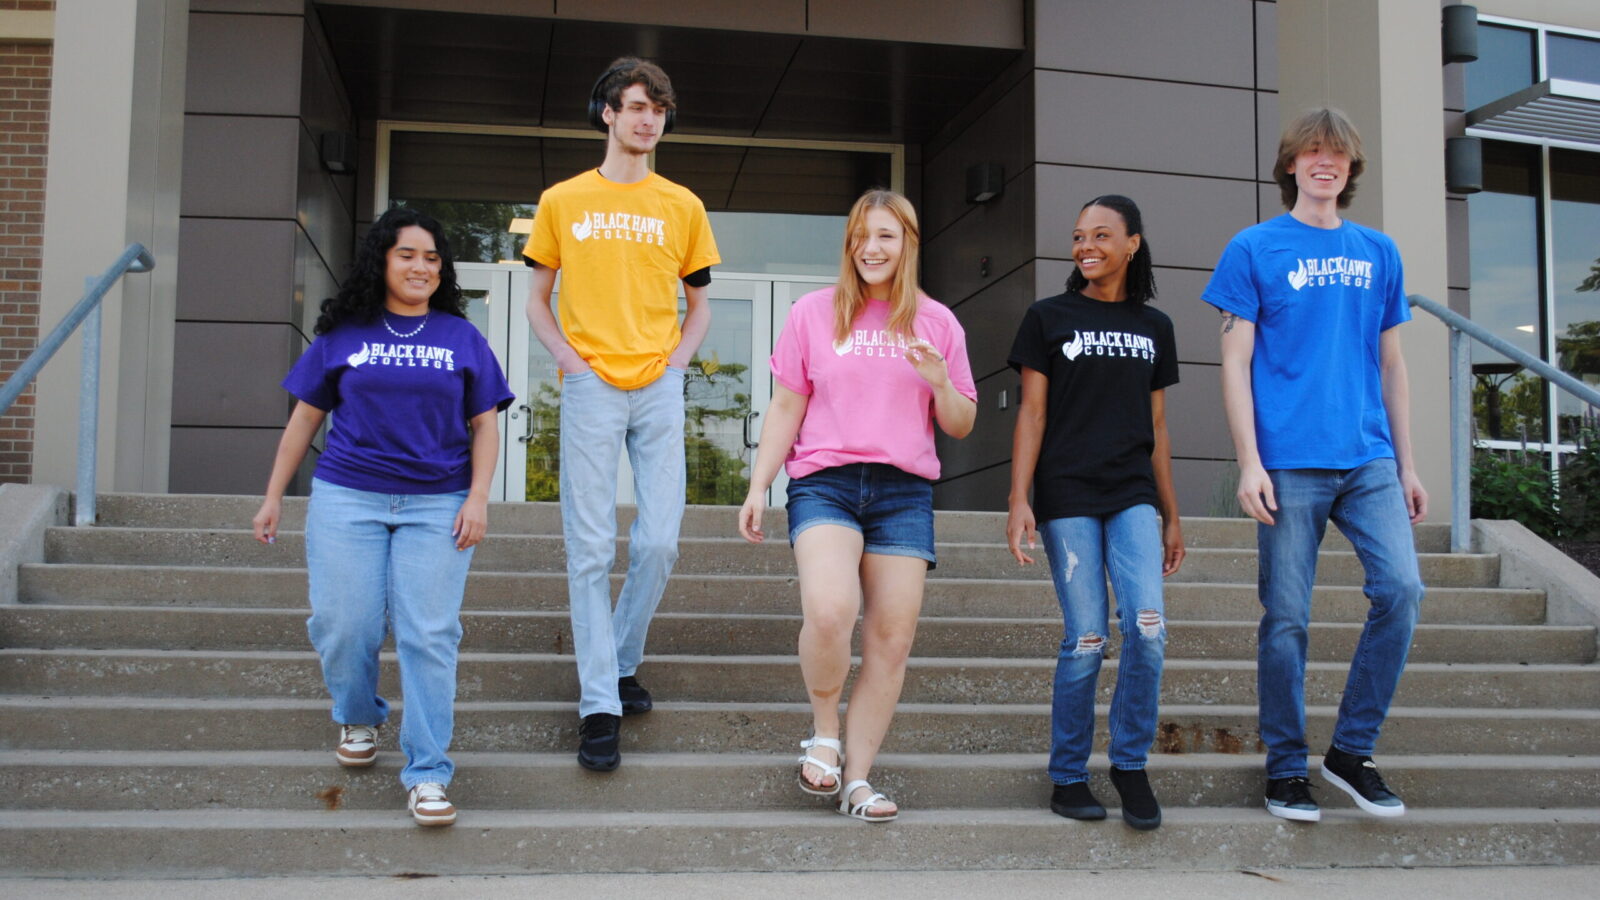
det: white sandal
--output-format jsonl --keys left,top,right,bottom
{"left": 838, "top": 779, "right": 898, "bottom": 822}
{"left": 797, "top": 735, "right": 843, "bottom": 796}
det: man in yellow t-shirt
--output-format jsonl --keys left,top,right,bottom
{"left": 523, "top": 57, "right": 720, "bottom": 773}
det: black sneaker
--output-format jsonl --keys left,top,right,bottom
{"left": 577, "top": 713, "right": 621, "bottom": 772}
{"left": 1108, "top": 767, "right": 1162, "bottom": 831}
{"left": 618, "top": 675, "right": 653, "bottom": 715}
{"left": 1265, "top": 775, "right": 1321, "bottom": 822}
{"left": 1322, "top": 746, "right": 1405, "bottom": 817}
{"left": 1049, "top": 781, "right": 1107, "bottom": 821}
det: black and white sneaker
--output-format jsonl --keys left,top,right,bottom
{"left": 1322, "top": 746, "right": 1406, "bottom": 817}
{"left": 1264, "top": 776, "right": 1321, "bottom": 822}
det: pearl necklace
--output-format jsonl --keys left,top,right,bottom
{"left": 383, "top": 312, "right": 428, "bottom": 339}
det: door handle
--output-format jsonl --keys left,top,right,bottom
{"left": 514, "top": 403, "right": 535, "bottom": 444}
{"left": 743, "top": 410, "right": 760, "bottom": 449}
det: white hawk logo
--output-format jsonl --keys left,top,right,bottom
{"left": 1287, "top": 259, "right": 1309, "bottom": 291}
{"left": 571, "top": 216, "right": 594, "bottom": 242}
{"left": 1061, "top": 332, "right": 1084, "bottom": 361}
{"left": 346, "top": 342, "right": 372, "bottom": 368}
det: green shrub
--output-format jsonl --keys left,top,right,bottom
{"left": 1471, "top": 449, "right": 1560, "bottom": 537}
{"left": 1558, "top": 428, "right": 1600, "bottom": 540}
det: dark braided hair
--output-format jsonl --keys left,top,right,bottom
{"left": 314, "top": 207, "right": 466, "bottom": 336}
{"left": 1064, "top": 194, "right": 1158, "bottom": 305}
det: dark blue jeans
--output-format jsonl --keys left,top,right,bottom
{"left": 1257, "top": 458, "right": 1424, "bottom": 779}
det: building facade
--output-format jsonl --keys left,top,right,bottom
{"left": 3, "top": 0, "right": 1598, "bottom": 516}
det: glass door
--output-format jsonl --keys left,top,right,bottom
{"left": 456, "top": 263, "right": 525, "bottom": 502}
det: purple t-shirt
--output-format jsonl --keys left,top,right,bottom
{"left": 283, "top": 312, "right": 515, "bottom": 494}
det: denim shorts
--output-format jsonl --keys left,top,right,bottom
{"left": 784, "top": 462, "right": 937, "bottom": 568}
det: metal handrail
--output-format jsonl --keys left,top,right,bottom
{"left": 0, "top": 243, "right": 156, "bottom": 525}
{"left": 1408, "top": 293, "right": 1600, "bottom": 553}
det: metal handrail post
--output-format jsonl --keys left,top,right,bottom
{"left": 0, "top": 244, "right": 154, "bottom": 415}
{"left": 76, "top": 276, "right": 100, "bottom": 527}
{"left": 1450, "top": 326, "right": 1471, "bottom": 553}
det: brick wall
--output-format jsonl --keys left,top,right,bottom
{"left": 0, "top": 1, "right": 52, "bottom": 484}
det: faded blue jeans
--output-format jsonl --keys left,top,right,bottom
{"left": 1040, "top": 504, "right": 1167, "bottom": 785}
{"left": 1257, "top": 458, "right": 1425, "bottom": 779}
{"left": 305, "top": 478, "right": 474, "bottom": 789}
{"left": 559, "top": 367, "right": 686, "bottom": 718}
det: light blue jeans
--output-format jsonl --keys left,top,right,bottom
{"left": 559, "top": 367, "right": 686, "bottom": 717}
{"left": 304, "top": 478, "right": 474, "bottom": 789}
{"left": 1040, "top": 504, "right": 1166, "bottom": 785}
{"left": 1257, "top": 458, "right": 1425, "bottom": 779}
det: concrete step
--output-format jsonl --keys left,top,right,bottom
{"left": 4, "top": 698, "right": 1595, "bottom": 755}
{"left": 3, "top": 649, "right": 1594, "bottom": 709}
{"left": 1, "top": 806, "right": 1594, "bottom": 877}
{"left": 42, "top": 529, "right": 1502, "bottom": 587}
{"left": 3, "top": 606, "right": 1588, "bottom": 664}
{"left": 18, "top": 565, "right": 1548, "bottom": 625}
{"left": 89, "top": 493, "right": 1456, "bottom": 552}
{"left": 1, "top": 750, "right": 1592, "bottom": 812}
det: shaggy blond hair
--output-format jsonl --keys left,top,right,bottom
{"left": 1274, "top": 107, "right": 1367, "bottom": 210}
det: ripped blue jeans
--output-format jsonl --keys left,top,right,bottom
{"left": 1040, "top": 504, "right": 1166, "bottom": 784}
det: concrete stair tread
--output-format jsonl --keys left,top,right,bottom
{"left": 6, "top": 695, "right": 1596, "bottom": 719}
{"left": 4, "top": 748, "right": 1595, "bottom": 768}
{"left": 41, "top": 529, "right": 1501, "bottom": 587}
{"left": 5, "top": 603, "right": 1579, "bottom": 630}
{"left": 5, "top": 645, "right": 1593, "bottom": 672}
{"left": 2, "top": 806, "right": 1596, "bottom": 878}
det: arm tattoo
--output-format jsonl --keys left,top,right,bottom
{"left": 1220, "top": 312, "right": 1238, "bottom": 334}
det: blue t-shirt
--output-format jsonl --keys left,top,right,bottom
{"left": 1202, "top": 213, "right": 1410, "bottom": 470}
{"left": 283, "top": 312, "right": 515, "bottom": 494}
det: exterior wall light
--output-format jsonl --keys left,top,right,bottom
{"left": 1443, "top": 4, "right": 1479, "bottom": 64}
{"left": 967, "top": 162, "right": 1004, "bottom": 203}
{"left": 1446, "top": 136, "right": 1483, "bottom": 194}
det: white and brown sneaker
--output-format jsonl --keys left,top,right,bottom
{"left": 335, "top": 724, "right": 378, "bottom": 768}
{"left": 407, "top": 782, "right": 457, "bottom": 826}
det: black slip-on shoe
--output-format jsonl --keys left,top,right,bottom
{"left": 1049, "top": 781, "right": 1107, "bottom": 821}
{"left": 1109, "top": 766, "right": 1162, "bottom": 831}
{"left": 618, "top": 675, "right": 653, "bottom": 715}
{"left": 577, "top": 712, "right": 621, "bottom": 772}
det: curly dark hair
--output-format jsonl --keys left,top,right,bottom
{"left": 1064, "top": 194, "right": 1158, "bottom": 305}
{"left": 314, "top": 207, "right": 466, "bottom": 335}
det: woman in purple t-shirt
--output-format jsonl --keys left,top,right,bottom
{"left": 251, "top": 208, "right": 513, "bottom": 827}
{"left": 737, "top": 190, "right": 977, "bottom": 822}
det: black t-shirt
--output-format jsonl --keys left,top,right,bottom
{"left": 1007, "top": 291, "right": 1180, "bottom": 520}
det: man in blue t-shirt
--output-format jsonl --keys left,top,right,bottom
{"left": 1203, "top": 108, "right": 1426, "bottom": 824}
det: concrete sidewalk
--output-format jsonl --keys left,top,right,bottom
{"left": 5, "top": 866, "right": 1598, "bottom": 899}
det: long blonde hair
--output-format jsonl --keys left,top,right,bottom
{"left": 833, "top": 189, "right": 922, "bottom": 343}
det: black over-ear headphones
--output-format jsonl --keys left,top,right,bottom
{"left": 587, "top": 61, "right": 676, "bottom": 135}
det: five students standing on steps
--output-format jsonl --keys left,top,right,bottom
{"left": 254, "top": 50, "right": 1426, "bottom": 831}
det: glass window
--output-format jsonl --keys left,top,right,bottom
{"left": 1548, "top": 33, "right": 1600, "bottom": 84}
{"left": 1550, "top": 148, "right": 1600, "bottom": 442}
{"left": 1469, "top": 141, "right": 1546, "bottom": 442}
{"left": 1466, "top": 24, "right": 1538, "bottom": 110}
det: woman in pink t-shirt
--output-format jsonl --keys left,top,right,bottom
{"left": 737, "top": 189, "right": 977, "bottom": 822}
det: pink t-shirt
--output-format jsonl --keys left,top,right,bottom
{"left": 771, "top": 288, "right": 977, "bottom": 481}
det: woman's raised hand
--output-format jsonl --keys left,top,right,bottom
{"left": 904, "top": 338, "right": 950, "bottom": 388}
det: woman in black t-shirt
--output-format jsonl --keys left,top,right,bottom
{"left": 1005, "top": 194, "right": 1184, "bottom": 831}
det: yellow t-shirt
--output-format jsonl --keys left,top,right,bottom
{"left": 523, "top": 169, "right": 721, "bottom": 390}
